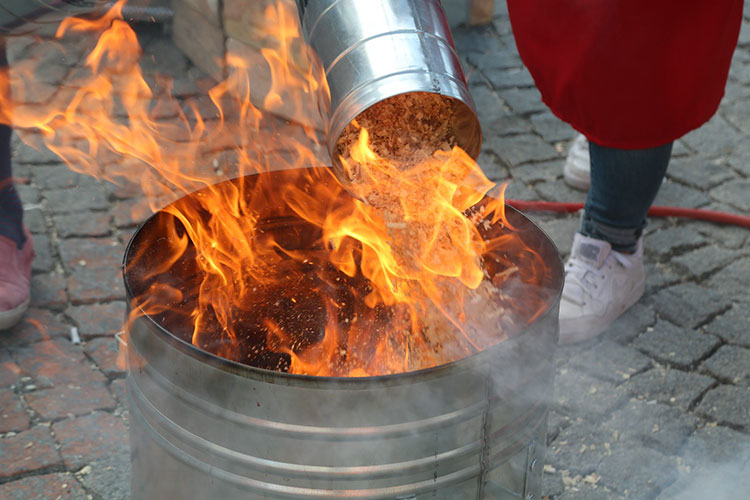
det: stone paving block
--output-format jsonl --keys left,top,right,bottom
{"left": 32, "top": 164, "right": 99, "bottom": 190}
{"left": 16, "top": 185, "right": 41, "bottom": 204}
{"left": 467, "top": 83, "right": 504, "bottom": 116}
{"left": 0, "top": 349, "right": 22, "bottom": 387}
{"left": 496, "top": 87, "right": 547, "bottom": 115}
{"left": 547, "top": 420, "right": 614, "bottom": 475}
{"left": 643, "top": 261, "right": 680, "bottom": 294}
{"left": 484, "top": 133, "right": 559, "bottom": 166}
{"left": 648, "top": 282, "right": 730, "bottom": 328}
{"left": 670, "top": 244, "right": 742, "bottom": 280}
{"left": 0, "top": 309, "right": 71, "bottom": 348}
{"left": 535, "top": 180, "right": 587, "bottom": 204}
{"left": 652, "top": 179, "right": 711, "bottom": 208}
{"left": 693, "top": 220, "right": 748, "bottom": 249}
{"left": 15, "top": 142, "right": 63, "bottom": 164}
{"left": 681, "top": 115, "right": 744, "bottom": 158}
{"left": 657, "top": 461, "right": 750, "bottom": 500}
{"left": 710, "top": 179, "right": 750, "bottom": 212}
{"left": 546, "top": 410, "right": 572, "bottom": 444}
{"left": 54, "top": 212, "right": 112, "bottom": 238}
{"left": 0, "top": 425, "right": 62, "bottom": 479}
{"left": 604, "top": 399, "right": 698, "bottom": 454}
{"left": 704, "top": 304, "right": 750, "bottom": 347}
{"left": 624, "top": 367, "right": 716, "bottom": 410}
{"left": 722, "top": 95, "right": 750, "bottom": 135}
{"left": 482, "top": 110, "right": 533, "bottom": 137}
{"left": 554, "top": 369, "right": 627, "bottom": 417}
{"left": 85, "top": 337, "right": 125, "bottom": 377}
{"left": 555, "top": 483, "right": 624, "bottom": 500}
{"left": 66, "top": 301, "right": 127, "bottom": 337}
{"left": 541, "top": 468, "right": 565, "bottom": 498}
{"left": 53, "top": 411, "right": 129, "bottom": 469}
{"left": 601, "top": 302, "right": 657, "bottom": 345}
{"left": 14, "top": 339, "right": 106, "bottom": 389}
{"left": 174, "top": 1, "right": 225, "bottom": 81}
{"left": 76, "top": 453, "right": 131, "bottom": 500}
{"left": 530, "top": 111, "right": 576, "bottom": 143}
{"left": 535, "top": 215, "right": 580, "bottom": 258}
{"left": 695, "top": 385, "right": 750, "bottom": 430}
{"left": 0, "top": 472, "right": 87, "bottom": 500}
{"left": 483, "top": 67, "right": 535, "bottom": 90}
{"left": 109, "top": 378, "right": 128, "bottom": 406}
{"left": 596, "top": 444, "right": 678, "bottom": 499}
{"left": 632, "top": 320, "right": 720, "bottom": 369}
{"left": 30, "top": 233, "right": 55, "bottom": 274}
{"left": 707, "top": 257, "right": 750, "bottom": 302}
{"left": 0, "top": 388, "right": 30, "bottom": 433}
{"left": 667, "top": 156, "right": 737, "bottom": 189}
{"left": 57, "top": 237, "right": 123, "bottom": 272}
{"left": 568, "top": 341, "right": 653, "bottom": 385}
{"left": 44, "top": 188, "right": 110, "bottom": 214}
{"left": 24, "top": 208, "right": 47, "bottom": 234}
{"left": 25, "top": 381, "right": 116, "bottom": 420}
{"left": 476, "top": 150, "right": 509, "bottom": 181}
{"left": 701, "top": 345, "right": 750, "bottom": 385}
{"left": 644, "top": 226, "right": 708, "bottom": 259}
{"left": 508, "top": 160, "right": 560, "bottom": 185}
{"left": 67, "top": 267, "right": 126, "bottom": 305}
{"left": 112, "top": 198, "right": 151, "bottom": 228}
{"left": 680, "top": 424, "right": 750, "bottom": 468}
{"left": 465, "top": 50, "right": 522, "bottom": 73}
{"left": 30, "top": 272, "right": 68, "bottom": 311}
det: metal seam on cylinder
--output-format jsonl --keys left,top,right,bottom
{"left": 303, "top": 0, "right": 348, "bottom": 40}
{"left": 321, "top": 29, "right": 458, "bottom": 79}
{"left": 131, "top": 338, "right": 489, "bottom": 439}
{"left": 132, "top": 399, "right": 484, "bottom": 500}
{"left": 130, "top": 377, "right": 483, "bottom": 480}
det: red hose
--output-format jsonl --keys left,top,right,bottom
{"left": 505, "top": 199, "right": 750, "bottom": 228}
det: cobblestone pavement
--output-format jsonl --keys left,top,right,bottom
{"left": 1, "top": 4, "right": 749, "bottom": 500}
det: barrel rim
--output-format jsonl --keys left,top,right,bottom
{"left": 122, "top": 168, "right": 563, "bottom": 386}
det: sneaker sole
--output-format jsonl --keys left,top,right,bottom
{"left": 563, "top": 166, "right": 590, "bottom": 191}
{"left": 0, "top": 298, "right": 30, "bottom": 331}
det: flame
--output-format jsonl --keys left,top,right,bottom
{"left": 2, "top": 1, "right": 549, "bottom": 376}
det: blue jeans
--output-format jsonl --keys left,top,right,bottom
{"left": 0, "top": 38, "right": 24, "bottom": 250}
{"left": 580, "top": 140, "right": 673, "bottom": 253}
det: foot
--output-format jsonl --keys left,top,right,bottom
{"left": 0, "top": 229, "right": 35, "bottom": 331}
{"left": 558, "top": 233, "right": 644, "bottom": 344}
{"left": 563, "top": 133, "right": 590, "bottom": 191}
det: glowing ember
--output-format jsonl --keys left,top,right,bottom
{"left": 2, "top": 1, "right": 551, "bottom": 376}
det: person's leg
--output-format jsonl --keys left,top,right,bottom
{"left": 0, "top": 37, "right": 24, "bottom": 249}
{"left": 0, "top": 37, "right": 34, "bottom": 331}
{"left": 558, "top": 140, "right": 672, "bottom": 344}
{"left": 582, "top": 141, "right": 672, "bottom": 252}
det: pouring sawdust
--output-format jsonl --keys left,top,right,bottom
{"left": 335, "top": 92, "right": 516, "bottom": 360}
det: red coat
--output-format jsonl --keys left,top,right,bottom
{"left": 507, "top": 0, "right": 744, "bottom": 149}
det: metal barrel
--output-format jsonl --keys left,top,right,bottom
{"left": 296, "top": 0, "right": 482, "bottom": 180}
{"left": 123, "top": 172, "right": 562, "bottom": 500}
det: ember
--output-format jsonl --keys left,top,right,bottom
{"left": 4, "top": 0, "right": 551, "bottom": 377}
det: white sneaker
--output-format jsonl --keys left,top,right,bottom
{"left": 558, "top": 233, "right": 645, "bottom": 344}
{"left": 563, "top": 133, "right": 590, "bottom": 191}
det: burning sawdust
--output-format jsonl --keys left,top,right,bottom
{"left": 334, "top": 92, "right": 515, "bottom": 361}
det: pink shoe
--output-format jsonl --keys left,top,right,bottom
{"left": 0, "top": 229, "right": 34, "bottom": 331}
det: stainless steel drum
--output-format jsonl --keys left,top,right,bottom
{"left": 296, "top": 0, "right": 482, "bottom": 182}
{"left": 123, "top": 169, "right": 562, "bottom": 500}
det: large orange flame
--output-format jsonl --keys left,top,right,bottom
{"left": 2, "top": 1, "right": 548, "bottom": 376}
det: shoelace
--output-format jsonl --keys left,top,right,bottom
{"left": 563, "top": 250, "right": 634, "bottom": 304}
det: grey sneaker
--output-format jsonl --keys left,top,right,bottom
{"left": 558, "top": 233, "right": 645, "bottom": 344}
{"left": 563, "top": 134, "right": 590, "bottom": 191}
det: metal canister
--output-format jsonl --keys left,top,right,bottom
{"left": 296, "top": 0, "right": 482, "bottom": 181}
{"left": 123, "top": 171, "right": 563, "bottom": 500}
